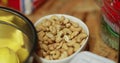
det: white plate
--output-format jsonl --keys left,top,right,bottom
{"left": 70, "top": 51, "right": 115, "bottom": 63}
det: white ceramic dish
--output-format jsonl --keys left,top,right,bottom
{"left": 70, "top": 51, "right": 115, "bottom": 63}
{"left": 34, "top": 14, "right": 89, "bottom": 63}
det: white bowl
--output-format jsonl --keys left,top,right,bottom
{"left": 34, "top": 14, "right": 89, "bottom": 63}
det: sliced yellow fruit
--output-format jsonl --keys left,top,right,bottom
{"left": 0, "top": 47, "right": 19, "bottom": 63}
{"left": 16, "top": 47, "right": 29, "bottom": 63}
{"left": 0, "top": 24, "right": 24, "bottom": 52}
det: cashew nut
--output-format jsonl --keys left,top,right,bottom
{"left": 38, "top": 31, "right": 45, "bottom": 41}
{"left": 70, "top": 31, "right": 79, "bottom": 39}
{"left": 47, "top": 39, "right": 53, "bottom": 44}
{"left": 59, "top": 48, "right": 65, "bottom": 53}
{"left": 46, "top": 32, "right": 55, "bottom": 40}
{"left": 42, "top": 19, "right": 51, "bottom": 27}
{"left": 56, "top": 41, "right": 64, "bottom": 49}
{"left": 63, "top": 35, "right": 70, "bottom": 42}
{"left": 56, "top": 31, "right": 63, "bottom": 37}
{"left": 76, "top": 33, "right": 87, "bottom": 42}
{"left": 36, "top": 25, "right": 46, "bottom": 32}
{"left": 66, "top": 23, "right": 71, "bottom": 28}
{"left": 73, "top": 43, "right": 80, "bottom": 52}
{"left": 53, "top": 43, "right": 59, "bottom": 48}
{"left": 62, "top": 43, "right": 68, "bottom": 50}
{"left": 67, "top": 47, "right": 74, "bottom": 56}
{"left": 62, "top": 28, "right": 72, "bottom": 35}
{"left": 71, "top": 21, "right": 79, "bottom": 28}
{"left": 48, "top": 44, "right": 54, "bottom": 51}
{"left": 41, "top": 44, "right": 48, "bottom": 51}
{"left": 50, "top": 19, "right": 56, "bottom": 25}
{"left": 51, "top": 15, "right": 59, "bottom": 21}
{"left": 50, "top": 50, "right": 60, "bottom": 59}
{"left": 49, "top": 26, "right": 57, "bottom": 35}
{"left": 43, "top": 35, "right": 49, "bottom": 41}
{"left": 55, "top": 24, "right": 61, "bottom": 32}
{"left": 55, "top": 37, "right": 62, "bottom": 43}
{"left": 55, "top": 31, "right": 63, "bottom": 42}
{"left": 80, "top": 33, "right": 87, "bottom": 39}
{"left": 67, "top": 39, "right": 76, "bottom": 46}
{"left": 63, "top": 18, "right": 69, "bottom": 24}
{"left": 59, "top": 51, "right": 68, "bottom": 59}
{"left": 70, "top": 26, "right": 82, "bottom": 32}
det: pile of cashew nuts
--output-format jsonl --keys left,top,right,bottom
{"left": 36, "top": 15, "right": 88, "bottom": 60}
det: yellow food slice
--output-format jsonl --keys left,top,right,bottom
{"left": 0, "top": 47, "right": 19, "bottom": 63}
{"left": 16, "top": 47, "right": 29, "bottom": 63}
{"left": 0, "top": 24, "right": 24, "bottom": 52}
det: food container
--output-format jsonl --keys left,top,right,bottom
{"left": 34, "top": 14, "right": 89, "bottom": 63}
{"left": 97, "top": 0, "right": 120, "bottom": 50}
{"left": 101, "top": 0, "right": 120, "bottom": 34}
{"left": 0, "top": 7, "right": 38, "bottom": 63}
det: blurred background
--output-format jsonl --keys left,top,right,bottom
{"left": 0, "top": 0, "right": 119, "bottom": 63}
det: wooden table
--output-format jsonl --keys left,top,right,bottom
{"left": 27, "top": 0, "right": 118, "bottom": 62}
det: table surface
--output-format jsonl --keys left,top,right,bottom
{"left": 26, "top": 0, "right": 118, "bottom": 62}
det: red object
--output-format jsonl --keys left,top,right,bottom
{"left": 102, "top": 0, "right": 120, "bottom": 34}
{"left": 102, "top": 0, "right": 120, "bottom": 25}
{"left": 8, "top": 0, "right": 21, "bottom": 11}
{"left": 0, "top": 0, "right": 47, "bottom": 14}
{"left": 113, "top": 1, "right": 120, "bottom": 12}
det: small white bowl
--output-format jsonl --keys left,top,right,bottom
{"left": 34, "top": 14, "right": 89, "bottom": 63}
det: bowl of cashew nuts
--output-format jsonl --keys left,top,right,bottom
{"left": 34, "top": 14, "right": 89, "bottom": 63}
